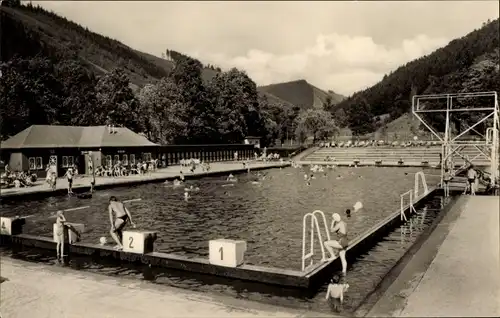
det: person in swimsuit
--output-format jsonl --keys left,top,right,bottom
{"left": 443, "top": 168, "right": 452, "bottom": 197}
{"left": 465, "top": 165, "right": 477, "bottom": 195}
{"left": 324, "top": 213, "right": 348, "bottom": 276}
{"left": 325, "top": 274, "right": 350, "bottom": 312}
{"left": 108, "top": 196, "right": 136, "bottom": 250}
{"left": 55, "top": 210, "right": 81, "bottom": 262}
{"left": 64, "top": 167, "right": 74, "bottom": 195}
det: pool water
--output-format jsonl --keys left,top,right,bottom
{"left": 1, "top": 195, "right": 451, "bottom": 315}
{"left": 0, "top": 166, "right": 440, "bottom": 270}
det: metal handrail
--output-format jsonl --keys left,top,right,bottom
{"left": 301, "top": 210, "right": 331, "bottom": 271}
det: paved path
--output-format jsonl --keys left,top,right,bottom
{"left": 0, "top": 258, "right": 334, "bottom": 318}
{"left": 367, "top": 195, "right": 500, "bottom": 317}
{"left": 1, "top": 161, "right": 287, "bottom": 198}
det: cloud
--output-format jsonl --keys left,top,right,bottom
{"left": 32, "top": 1, "right": 499, "bottom": 96}
{"left": 197, "top": 33, "right": 449, "bottom": 96}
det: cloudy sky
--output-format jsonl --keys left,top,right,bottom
{"left": 33, "top": 1, "right": 498, "bottom": 96}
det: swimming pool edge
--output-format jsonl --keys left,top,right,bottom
{"left": 0, "top": 186, "right": 440, "bottom": 291}
{"left": 0, "top": 162, "right": 290, "bottom": 201}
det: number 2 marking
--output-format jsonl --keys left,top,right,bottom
{"left": 219, "top": 247, "right": 223, "bottom": 260}
{"left": 128, "top": 237, "right": 134, "bottom": 248}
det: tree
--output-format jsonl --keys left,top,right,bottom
{"left": 207, "top": 68, "right": 262, "bottom": 143}
{"left": 95, "top": 68, "right": 142, "bottom": 132}
{"left": 322, "top": 95, "right": 335, "bottom": 113}
{"left": 170, "top": 55, "right": 212, "bottom": 143}
{"left": 256, "top": 94, "right": 279, "bottom": 146}
{"left": 294, "top": 109, "right": 339, "bottom": 144}
{"left": 137, "top": 78, "right": 188, "bottom": 144}
{"left": 0, "top": 56, "right": 62, "bottom": 139}
{"left": 54, "top": 60, "right": 98, "bottom": 125}
{"left": 333, "top": 107, "right": 348, "bottom": 127}
{"left": 346, "top": 98, "right": 374, "bottom": 136}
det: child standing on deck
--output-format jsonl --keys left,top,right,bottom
{"left": 325, "top": 274, "right": 350, "bottom": 312}
{"left": 55, "top": 210, "right": 81, "bottom": 262}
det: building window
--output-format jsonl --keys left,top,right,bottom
{"left": 114, "top": 155, "right": 119, "bottom": 165}
{"left": 61, "top": 156, "right": 74, "bottom": 168}
{"left": 35, "top": 157, "right": 43, "bottom": 169}
{"left": 143, "top": 152, "right": 152, "bottom": 161}
{"left": 106, "top": 155, "right": 112, "bottom": 168}
{"left": 122, "top": 154, "right": 128, "bottom": 165}
{"left": 28, "top": 157, "right": 36, "bottom": 170}
{"left": 28, "top": 157, "right": 43, "bottom": 170}
{"left": 130, "top": 154, "right": 136, "bottom": 165}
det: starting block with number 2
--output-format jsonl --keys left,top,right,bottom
{"left": 122, "top": 230, "right": 157, "bottom": 254}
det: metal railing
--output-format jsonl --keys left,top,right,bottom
{"left": 301, "top": 210, "right": 331, "bottom": 272}
{"left": 401, "top": 172, "right": 429, "bottom": 221}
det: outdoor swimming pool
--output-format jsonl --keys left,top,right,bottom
{"left": 0, "top": 166, "right": 441, "bottom": 270}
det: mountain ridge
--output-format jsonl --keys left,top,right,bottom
{"left": 258, "top": 79, "right": 345, "bottom": 110}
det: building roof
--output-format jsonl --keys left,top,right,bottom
{"left": 0, "top": 125, "right": 158, "bottom": 149}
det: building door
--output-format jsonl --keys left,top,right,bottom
{"left": 49, "top": 155, "right": 58, "bottom": 178}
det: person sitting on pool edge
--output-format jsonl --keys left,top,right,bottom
{"left": 108, "top": 196, "right": 136, "bottom": 250}
{"left": 324, "top": 213, "right": 348, "bottom": 276}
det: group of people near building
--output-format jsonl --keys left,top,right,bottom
{"left": 1, "top": 164, "right": 38, "bottom": 188}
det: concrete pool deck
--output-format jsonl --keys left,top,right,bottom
{"left": 365, "top": 195, "right": 500, "bottom": 317}
{"left": 0, "top": 161, "right": 288, "bottom": 199}
{"left": 0, "top": 258, "right": 333, "bottom": 318}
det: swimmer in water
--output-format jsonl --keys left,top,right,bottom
{"left": 108, "top": 196, "right": 136, "bottom": 250}
{"left": 336, "top": 175, "right": 342, "bottom": 180}
{"left": 345, "top": 209, "right": 351, "bottom": 218}
{"left": 184, "top": 191, "right": 190, "bottom": 201}
{"left": 227, "top": 173, "right": 237, "bottom": 182}
{"left": 323, "top": 213, "right": 348, "bottom": 276}
{"left": 325, "top": 274, "right": 349, "bottom": 312}
{"left": 173, "top": 179, "right": 182, "bottom": 187}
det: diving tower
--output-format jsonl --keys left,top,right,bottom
{"left": 412, "top": 91, "right": 499, "bottom": 187}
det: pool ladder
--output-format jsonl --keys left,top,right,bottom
{"left": 400, "top": 172, "right": 429, "bottom": 222}
{"left": 301, "top": 210, "right": 331, "bottom": 272}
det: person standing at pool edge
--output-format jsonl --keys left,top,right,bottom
{"left": 108, "top": 196, "right": 136, "bottom": 250}
{"left": 324, "top": 213, "right": 348, "bottom": 276}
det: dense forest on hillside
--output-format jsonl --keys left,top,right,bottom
{"left": 1, "top": 2, "right": 337, "bottom": 145}
{"left": 334, "top": 19, "right": 499, "bottom": 136}
{"left": 0, "top": 1, "right": 221, "bottom": 85}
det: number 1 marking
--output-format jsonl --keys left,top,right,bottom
{"left": 219, "top": 247, "right": 223, "bottom": 260}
